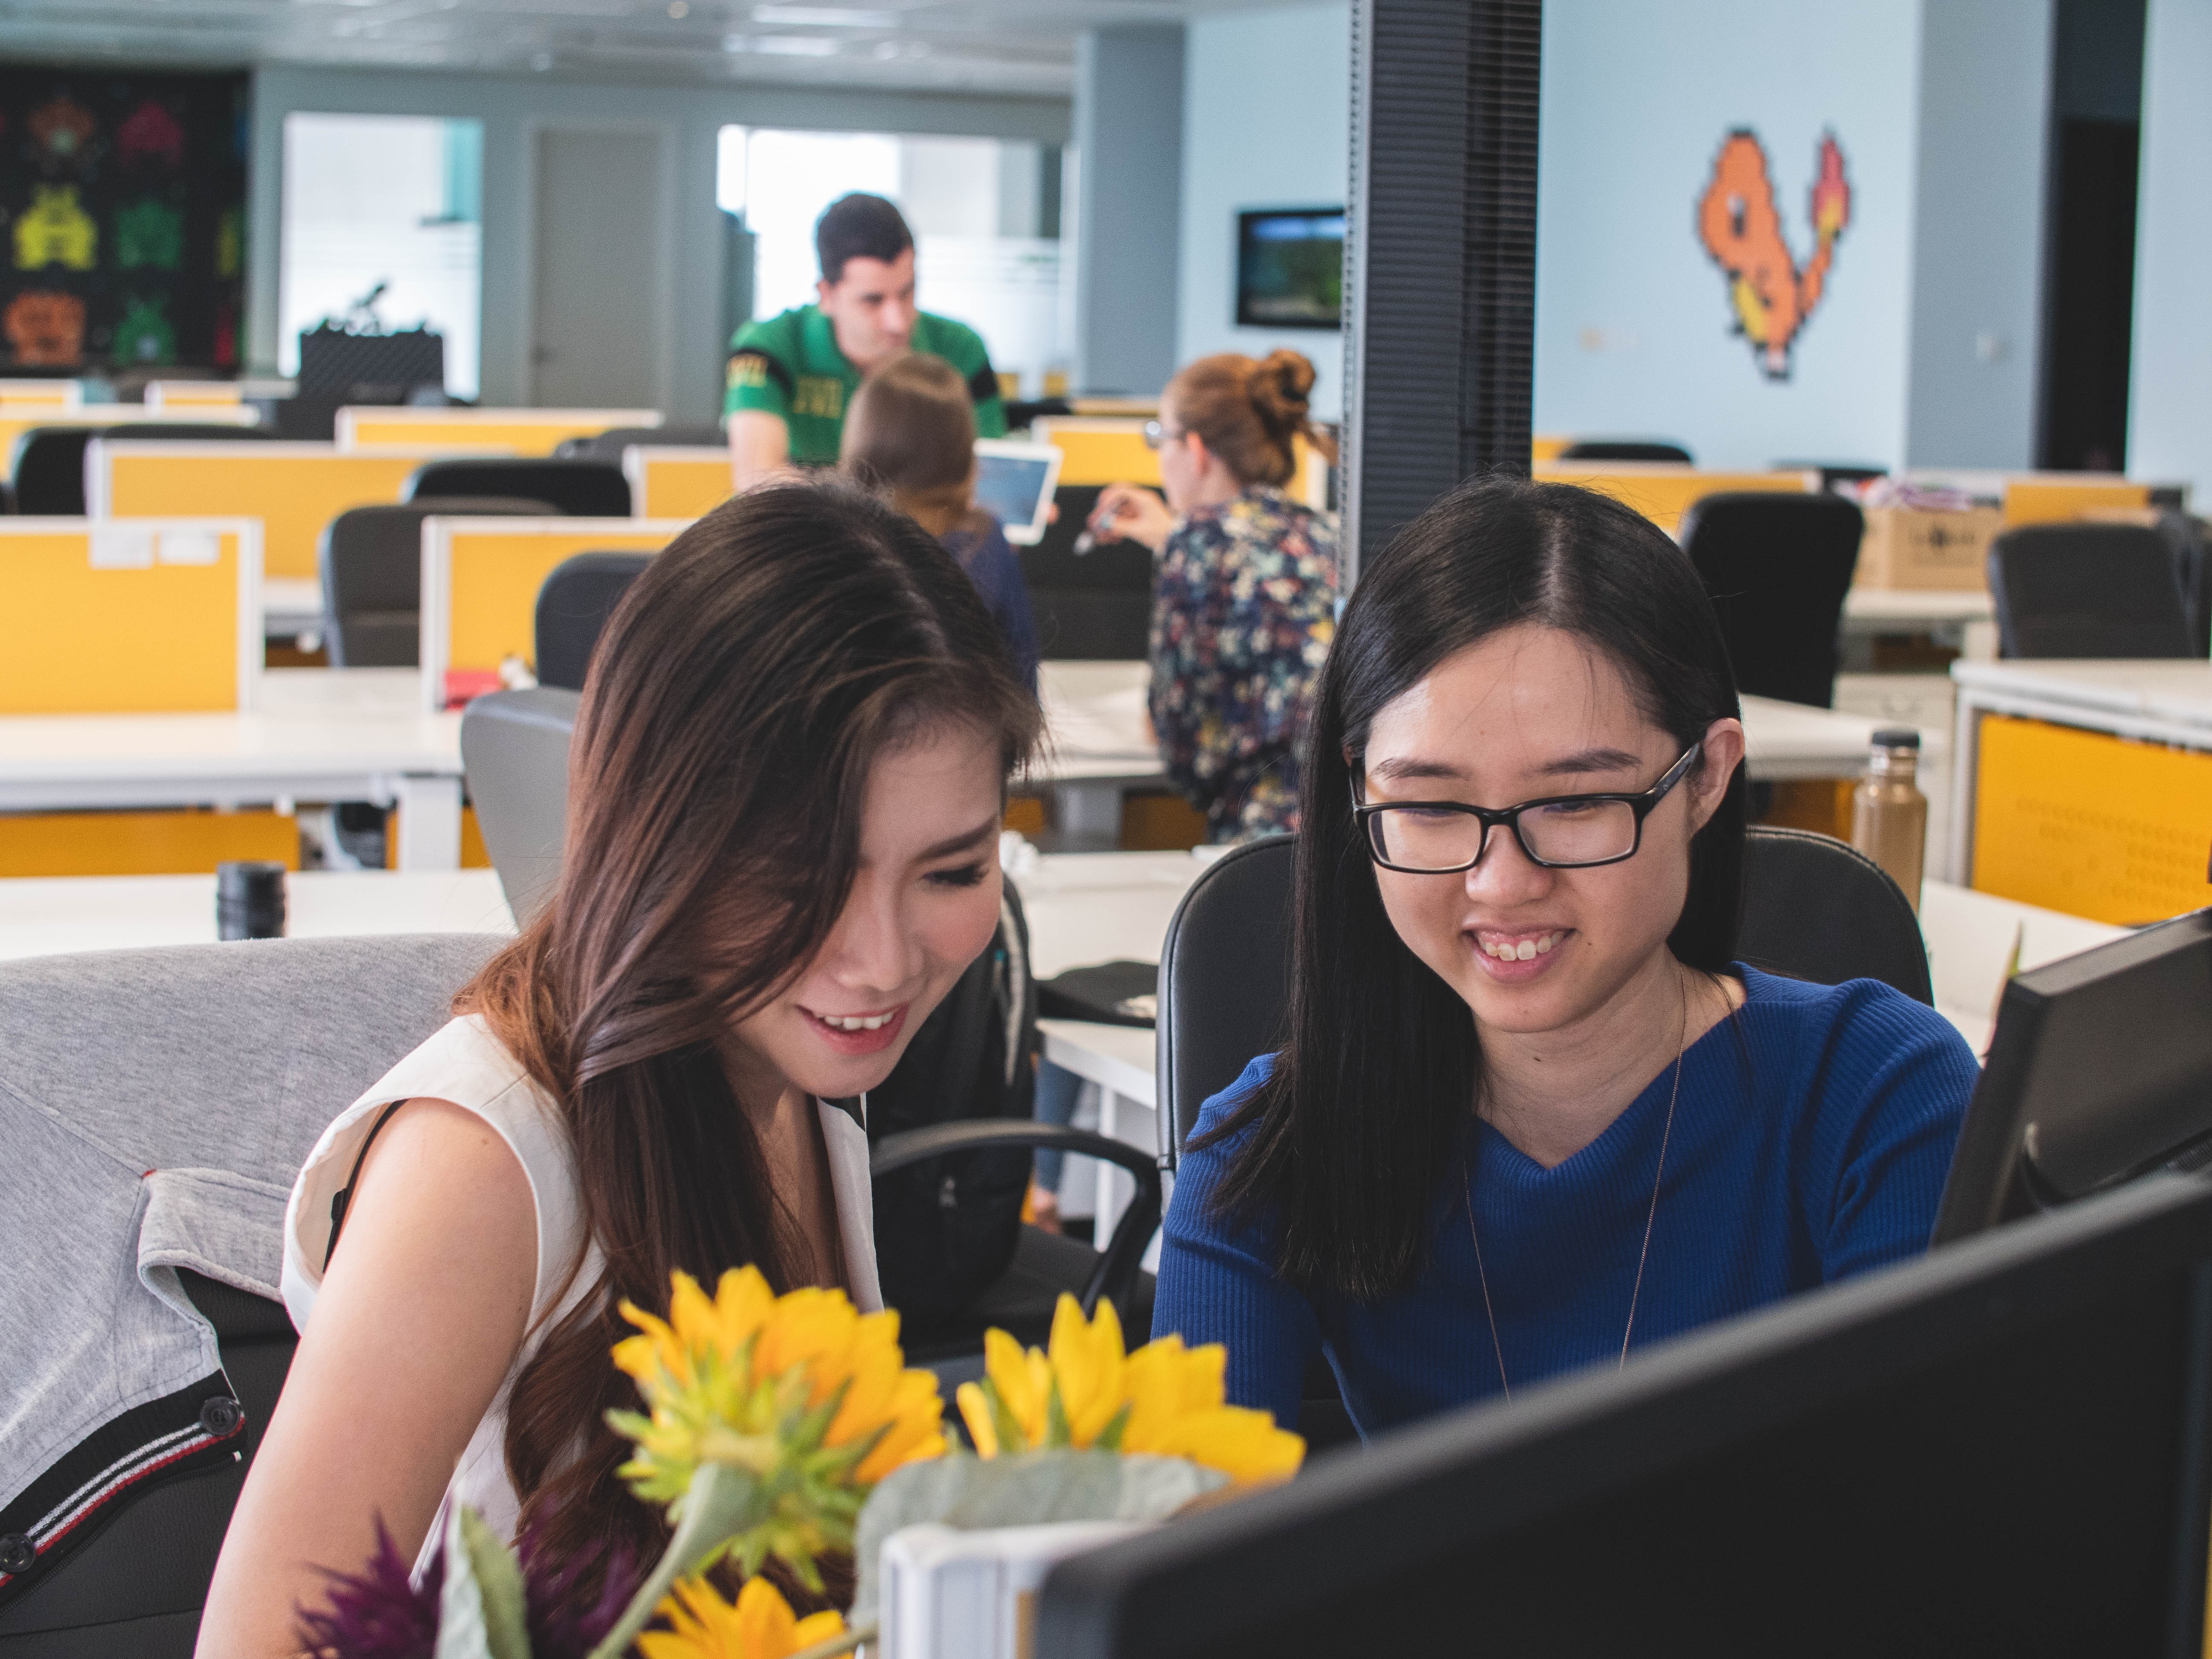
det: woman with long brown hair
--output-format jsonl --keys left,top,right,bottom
{"left": 197, "top": 482, "right": 1041, "bottom": 1655}
{"left": 1089, "top": 349, "right": 1339, "bottom": 841}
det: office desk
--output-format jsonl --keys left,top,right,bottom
{"left": 0, "top": 668, "right": 467, "bottom": 871}
{"left": 1948, "top": 659, "right": 2212, "bottom": 921}
{"left": 264, "top": 576, "right": 322, "bottom": 640}
{"left": 1842, "top": 588, "right": 1997, "bottom": 662}
{"left": 1034, "top": 665, "right": 1916, "bottom": 840}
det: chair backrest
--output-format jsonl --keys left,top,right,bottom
{"left": 1988, "top": 523, "right": 2197, "bottom": 659}
{"left": 554, "top": 423, "right": 724, "bottom": 459}
{"left": 534, "top": 551, "right": 652, "bottom": 690}
{"left": 1737, "top": 826, "right": 1931, "bottom": 1004}
{"left": 319, "top": 497, "right": 556, "bottom": 668}
{"left": 461, "top": 686, "right": 581, "bottom": 920}
{"left": 0, "top": 933, "right": 498, "bottom": 1657}
{"left": 1678, "top": 491, "right": 1866, "bottom": 708}
{"left": 1156, "top": 836, "right": 1295, "bottom": 1168}
{"left": 405, "top": 457, "right": 632, "bottom": 518}
{"left": 2153, "top": 512, "right": 2212, "bottom": 656}
{"left": 1558, "top": 439, "right": 1694, "bottom": 465}
{"left": 1019, "top": 483, "right": 1153, "bottom": 660}
{"left": 1153, "top": 826, "right": 1931, "bottom": 1167}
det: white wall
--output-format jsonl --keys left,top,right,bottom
{"left": 2128, "top": 0, "right": 2212, "bottom": 501}
{"left": 1174, "top": 1, "right": 1350, "bottom": 420}
{"left": 248, "top": 66, "right": 1068, "bottom": 418}
{"left": 1535, "top": 0, "right": 1924, "bottom": 471}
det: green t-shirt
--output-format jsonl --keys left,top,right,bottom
{"left": 724, "top": 305, "right": 1007, "bottom": 464}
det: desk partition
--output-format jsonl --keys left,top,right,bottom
{"left": 0, "top": 378, "right": 81, "bottom": 410}
{"left": 2001, "top": 478, "right": 2152, "bottom": 527}
{"left": 622, "top": 445, "right": 732, "bottom": 520}
{"left": 0, "top": 405, "right": 259, "bottom": 473}
{"left": 1033, "top": 417, "right": 1330, "bottom": 509}
{"left": 0, "top": 517, "right": 259, "bottom": 713}
{"left": 87, "top": 440, "right": 463, "bottom": 580}
{"left": 1530, "top": 463, "right": 1817, "bottom": 534}
{"left": 336, "top": 407, "right": 660, "bottom": 456}
{"left": 420, "top": 516, "right": 690, "bottom": 710}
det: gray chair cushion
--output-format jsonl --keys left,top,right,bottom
{"left": 461, "top": 688, "right": 580, "bottom": 923}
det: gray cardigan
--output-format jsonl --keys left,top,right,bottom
{"left": 0, "top": 934, "right": 498, "bottom": 1608}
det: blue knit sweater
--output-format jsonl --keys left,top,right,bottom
{"left": 1153, "top": 966, "right": 1979, "bottom": 1436}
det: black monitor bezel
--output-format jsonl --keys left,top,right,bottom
{"left": 1036, "top": 1175, "right": 2212, "bottom": 1659}
{"left": 1234, "top": 206, "right": 1347, "bottom": 331}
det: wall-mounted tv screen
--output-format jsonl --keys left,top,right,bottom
{"left": 1236, "top": 207, "right": 1346, "bottom": 330}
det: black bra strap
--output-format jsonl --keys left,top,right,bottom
{"left": 324, "top": 1101, "right": 405, "bottom": 1271}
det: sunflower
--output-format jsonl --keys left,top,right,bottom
{"left": 955, "top": 1295, "right": 1304, "bottom": 1484}
{"left": 637, "top": 1576, "right": 846, "bottom": 1659}
{"left": 607, "top": 1267, "right": 946, "bottom": 1586}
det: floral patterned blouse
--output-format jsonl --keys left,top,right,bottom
{"left": 1149, "top": 485, "right": 1340, "bottom": 841}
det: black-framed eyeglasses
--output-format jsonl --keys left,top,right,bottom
{"left": 1353, "top": 744, "right": 1703, "bottom": 873}
{"left": 1142, "top": 419, "right": 1183, "bottom": 451}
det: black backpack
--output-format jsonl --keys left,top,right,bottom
{"left": 866, "top": 882, "right": 1037, "bottom": 1330}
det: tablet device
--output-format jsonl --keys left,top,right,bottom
{"left": 972, "top": 439, "right": 1062, "bottom": 546}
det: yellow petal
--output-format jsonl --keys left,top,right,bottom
{"left": 955, "top": 1379, "right": 999, "bottom": 1458}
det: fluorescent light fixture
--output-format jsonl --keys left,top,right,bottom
{"left": 723, "top": 30, "right": 841, "bottom": 52}
{"left": 751, "top": 4, "right": 898, "bottom": 26}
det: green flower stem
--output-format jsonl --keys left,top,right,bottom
{"left": 787, "top": 1618, "right": 876, "bottom": 1659}
{"left": 586, "top": 1463, "right": 766, "bottom": 1659}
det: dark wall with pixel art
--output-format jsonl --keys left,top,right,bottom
{"left": 0, "top": 68, "right": 249, "bottom": 372}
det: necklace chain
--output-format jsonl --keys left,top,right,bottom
{"left": 1464, "top": 978, "right": 1689, "bottom": 1403}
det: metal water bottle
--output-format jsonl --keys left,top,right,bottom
{"left": 1851, "top": 727, "right": 1928, "bottom": 910}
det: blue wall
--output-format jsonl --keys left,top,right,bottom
{"left": 1175, "top": 1, "right": 1351, "bottom": 419}
{"left": 2128, "top": 0, "right": 2212, "bottom": 501}
{"left": 1535, "top": 0, "right": 1925, "bottom": 470}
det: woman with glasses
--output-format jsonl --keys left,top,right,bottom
{"left": 1153, "top": 475, "right": 1976, "bottom": 1435}
{"left": 1086, "top": 349, "right": 1338, "bottom": 840}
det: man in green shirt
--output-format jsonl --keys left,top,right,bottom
{"left": 726, "top": 192, "right": 1006, "bottom": 486}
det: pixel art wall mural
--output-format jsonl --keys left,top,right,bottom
{"left": 0, "top": 70, "right": 247, "bottom": 371}
{"left": 1697, "top": 129, "right": 1852, "bottom": 381}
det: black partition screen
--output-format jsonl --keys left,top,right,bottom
{"left": 1340, "top": 0, "right": 1541, "bottom": 581}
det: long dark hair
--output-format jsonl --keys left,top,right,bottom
{"left": 1204, "top": 474, "right": 1745, "bottom": 1299}
{"left": 456, "top": 480, "right": 1041, "bottom": 1582}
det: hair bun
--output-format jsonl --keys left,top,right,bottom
{"left": 1248, "top": 349, "right": 1315, "bottom": 433}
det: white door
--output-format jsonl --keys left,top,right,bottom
{"left": 530, "top": 128, "right": 667, "bottom": 408}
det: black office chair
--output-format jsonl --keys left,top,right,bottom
{"left": 404, "top": 457, "right": 631, "bottom": 518}
{"left": 553, "top": 423, "right": 725, "bottom": 459}
{"left": 1020, "top": 484, "right": 1153, "bottom": 660}
{"left": 1737, "top": 827, "right": 1931, "bottom": 1003}
{"left": 1772, "top": 461, "right": 1888, "bottom": 491}
{"left": 1988, "top": 523, "right": 2197, "bottom": 659}
{"left": 2153, "top": 512, "right": 2212, "bottom": 656}
{"left": 319, "top": 498, "right": 556, "bottom": 667}
{"left": 534, "top": 551, "right": 652, "bottom": 691}
{"left": 1558, "top": 439, "right": 1694, "bottom": 465}
{"left": 11, "top": 422, "right": 276, "bottom": 516}
{"left": 0, "top": 934, "right": 497, "bottom": 1657}
{"left": 1678, "top": 491, "right": 1866, "bottom": 708}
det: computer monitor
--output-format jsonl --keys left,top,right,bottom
{"left": 1234, "top": 208, "right": 1345, "bottom": 330}
{"left": 1933, "top": 908, "right": 2212, "bottom": 1244}
{"left": 1036, "top": 1174, "right": 2212, "bottom": 1657}
{"left": 970, "top": 439, "right": 1062, "bottom": 546}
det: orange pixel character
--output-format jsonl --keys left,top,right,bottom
{"left": 1697, "top": 129, "right": 1851, "bottom": 380}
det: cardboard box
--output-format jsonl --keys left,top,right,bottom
{"left": 1855, "top": 505, "right": 2003, "bottom": 592}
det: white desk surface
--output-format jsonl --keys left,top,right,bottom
{"left": 264, "top": 576, "right": 322, "bottom": 634}
{"left": 0, "top": 668, "right": 462, "bottom": 805}
{"left": 1951, "top": 659, "right": 2212, "bottom": 729}
{"left": 1032, "top": 662, "right": 1916, "bottom": 785}
{"left": 1842, "top": 589, "right": 1992, "bottom": 626}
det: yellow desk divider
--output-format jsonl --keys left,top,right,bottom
{"left": 336, "top": 407, "right": 660, "bottom": 457}
{"left": 86, "top": 439, "right": 466, "bottom": 581}
{"left": 0, "top": 517, "right": 260, "bottom": 713}
{"left": 1971, "top": 712, "right": 2212, "bottom": 926}
{"left": 0, "top": 378, "right": 81, "bottom": 410}
{"left": 421, "top": 516, "right": 691, "bottom": 711}
{"left": 1531, "top": 434, "right": 1570, "bottom": 463}
{"left": 0, "top": 404, "right": 257, "bottom": 469}
{"left": 2002, "top": 476, "right": 2152, "bottom": 527}
{"left": 1034, "top": 416, "right": 1332, "bottom": 510}
{"left": 1531, "top": 463, "right": 1817, "bottom": 535}
{"left": 623, "top": 445, "right": 733, "bottom": 521}
{"left": 143, "top": 380, "right": 241, "bottom": 412}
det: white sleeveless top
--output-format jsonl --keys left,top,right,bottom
{"left": 279, "top": 1015, "right": 882, "bottom": 1579}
